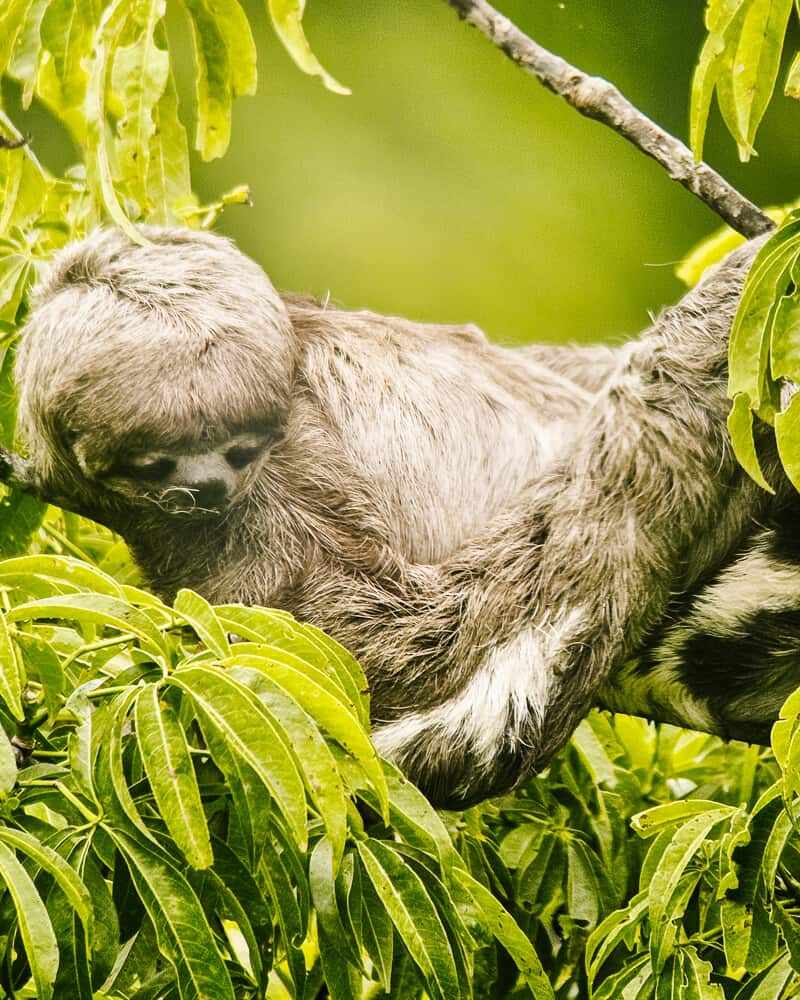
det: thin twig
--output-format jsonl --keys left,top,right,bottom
{"left": 447, "top": 0, "right": 775, "bottom": 239}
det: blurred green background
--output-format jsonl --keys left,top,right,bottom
{"left": 11, "top": 0, "right": 800, "bottom": 343}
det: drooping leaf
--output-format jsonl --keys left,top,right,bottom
{"left": 0, "top": 839, "right": 59, "bottom": 1000}
{"left": 356, "top": 837, "right": 460, "bottom": 1000}
{"left": 134, "top": 682, "right": 213, "bottom": 869}
{"left": 231, "top": 666, "right": 347, "bottom": 870}
{"left": 174, "top": 588, "right": 230, "bottom": 659}
{"left": 110, "top": 0, "right": 170, "bottom": 212}
{"left": 169, "top": 663, "right": 308, "bottom": 851}
{"left": 775, "top": 390, "right": 800, "bottom": 490}
{"left": 178, "top": 0, "right": 257, "bottom": 160}
{"left": 0, "top": 609, "right": 25, "bottom": 721}
{"left": 111, "top": 831, "right": 236, "bottom": 1000}
{"left": 727, "top": 392, "right": 774, "bottom": 491}
{"left": 454, "top": 866, "right": 554, "bottom": 999}
{"left": 727, "top": 0, "right": 793, "bottom": 162}
{"left": 267, "top": 0, "right": 349, "bottom": 96}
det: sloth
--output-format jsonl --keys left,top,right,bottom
{"left": 2, "top": 225, "right": 797, "bottom": 806}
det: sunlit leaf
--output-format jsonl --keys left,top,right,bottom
{"left": 6, "top": 593, "right": 167, "bottom": 659}
{"left": 0, "top": 608, "right": 25, "bottom": 721}
{"left": 775, "top": 390, "right": 800, "bottom": 490}
{"left": 174, "top": 588, "right": 230, "bottom": 659}
{"left": 267, "top": 0, "right": 349, "bottom": 95}
{"left": 727, "top": 392, "right": 774, "bottom": 491}
{"left": 356, "top": 837, "right": 459, "bottom": 1000}
{"left": 112, "top": 831, "right": 236, "bottom": 1000}
{"left": 170, "top": 663, "right": 308, "bottom": 850}
{"left": 110, "top": 0, "right": 170, "bottom": 212}
{"left": 0, "top": 839, "right": 58, "bottom": 1000}
{"left": 0, "top": 724, "right": 16, "bottom": 794}
{"left": 134, "top": 682, "right": 213, "bottom": 869}
{"left": 179, "top": 0, "right": 257, "bottom": 160}
{"left": 232, "top": 666, "right": 347, "bottom": 869}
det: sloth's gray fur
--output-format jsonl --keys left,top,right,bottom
{"left": 11, "top": 225, "right": 797, "bottom": 805}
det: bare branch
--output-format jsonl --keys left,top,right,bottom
{"left": 447, "top": 0, "right": 774, "bottom": 239}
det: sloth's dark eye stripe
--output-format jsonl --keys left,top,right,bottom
{"left": 107, "top": 457, "right": 177, "bottom": 481}
{"left": 225, "top": 445, "right": 262, "bottom": 469}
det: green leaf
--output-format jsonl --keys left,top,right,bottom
{"left": 217, "top": 605, "right": 370, "bottom": 723}
{"left": 586, "top": 890, "right": 649, "bottom": 988}
{"left": 134, "top": 683, "right": 213, "bottom": 870}
{"left": 231, "top": 666, "right": 346, "bottom": 870}
{"left": 360, "top": 763, "right": 459, "bottom": 873}
{"left": 145, "top": 67, "right": 195, "bottom": 224}
{"left": 111, "top": 831, "right": 236, "bottom": 1000}
{"left": 0, "top": 827, "right": 93, "bottom": 932}
{"left": 0, "top": 0, "right": 34, "bottom": 82}
{"left": 647, "top": 807, "right": 734, "bottom": 972}
{"left": 110, "top": 0, "right": 170, "bottom": 212}
{"left": 689, "top": 0, "right": 749, "bottom": 159}
{"left": 39, "top": 0, "right": 97, "bottom": 116}
{"left": 632, "top": 799, "right": 734, "bottom": 837}
{"left": 0, "top": 553, "right": 126, "bottom": 598}
{"left": 310, "top": 839, "right": 364, "bottom": 988}
{"left": 786, "top": 50, "right": 800, "bottom": 97}
{"left": 775, "top": 390, "right": 800, "bottom": 490}
{"left": 174, "top": 588, "right": 230, "bottom": 659}
{"left": 178, "top": 0, "right": 257, "bottom": 160}
{"left": 729, "top": 217, "right": 800, "bottom": 404}
{"left": 6, "top": 593, "right": 167, "bottom": 659}
{"left": 225, "top": 648, "right": 388, "bottom": 818}
{"left": 0, "top": 491, "right": 47, "bottom": 558}
{"left": 0, "top": 724, "right": 16, "bottom": 795}
{"left": 657, "top": 946, "right": 725, "bottom": 999}
{"left": 0, "top": 608, "right": 25, "bottom": 721}
{"left": 85, "top": 0, "right": 143, "bottom": 238}
{"left": 93, "top": 689, "right": 157, "bottom": 838}
{"left": 454, "top": 865, "right": 554, "bottom": 999}
{"left": 13, "top": 632, "right": 64, "bottom": 721}
{"left": 267, "top": 0, "right": 349, "bottom": 95}
{"left": 0, "top": 839, "right": 58, "bottom": 1000}
{"left": 728, "top": 0, "right": 793, "bottom": 162}
{"left": 727, "top": 392, "right": 774, "bottom": 491}
{"left": 170, "top": 663, "right": 308, "bottom": 850}
{"left": 356, "top": 837, "right": 460, "bottom": 1000}
{"left": 258, "top": 825, "right": 307, "bottom": 991}
{"left": 8, "top": 0, "right": 47, "bottom": 105}
{"left": 566, "top": 838, "right": 602, "bottom": 927}
{"left": 770, "top": 275, "right": 800, "bottom": 381}
{"left": 733, "top": 952, "right": 794, "bottom": 999}
{"left": 360, "top": 867, "right": 394, "bottom": 992}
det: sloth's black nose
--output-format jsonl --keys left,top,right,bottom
{"left": 188, "top": 479, "right": 228, "bottom": 509}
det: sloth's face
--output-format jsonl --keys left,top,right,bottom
{"left": 75, "top": 426, "right": 277, "bottom": 516}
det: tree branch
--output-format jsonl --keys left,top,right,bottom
{"left": 447, "top": 0, "right": 775, "bottom": 239}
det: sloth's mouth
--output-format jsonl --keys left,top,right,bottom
{"left": 142, "top": 490, "right": 228, "bottom": 518}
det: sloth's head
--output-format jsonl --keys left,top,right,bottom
{"left": 15, "top": 226, "right": 295, "bottom": 517}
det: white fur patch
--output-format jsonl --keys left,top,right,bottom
{"left": 372, "top": 608, "right": 589, "bottom": 771}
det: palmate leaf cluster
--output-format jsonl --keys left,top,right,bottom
{"left": 688, "top": 0, "right": 800, "bottom": 492}
{"left": 0, "top": 537, "right": 554, "bottom": 1000}
{"left": 5, "top": 526, "right": 800, "bottom": 998}
{"left": 7, "top": 523, "right": 800, "bottom": 999}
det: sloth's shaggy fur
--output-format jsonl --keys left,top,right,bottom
{"left": 10, "top": 226, "right": 796, "bottom": 805}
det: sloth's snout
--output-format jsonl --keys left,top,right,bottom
{"left": 186, "top": 478, "right": 228, "bottom": 509}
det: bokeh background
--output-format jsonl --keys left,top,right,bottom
{"left": 10, "top": 0, "right": 800, "bottom": 344}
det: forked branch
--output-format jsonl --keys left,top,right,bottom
{"left": 446, "top": 0, "right": 774, "bottom": 239}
